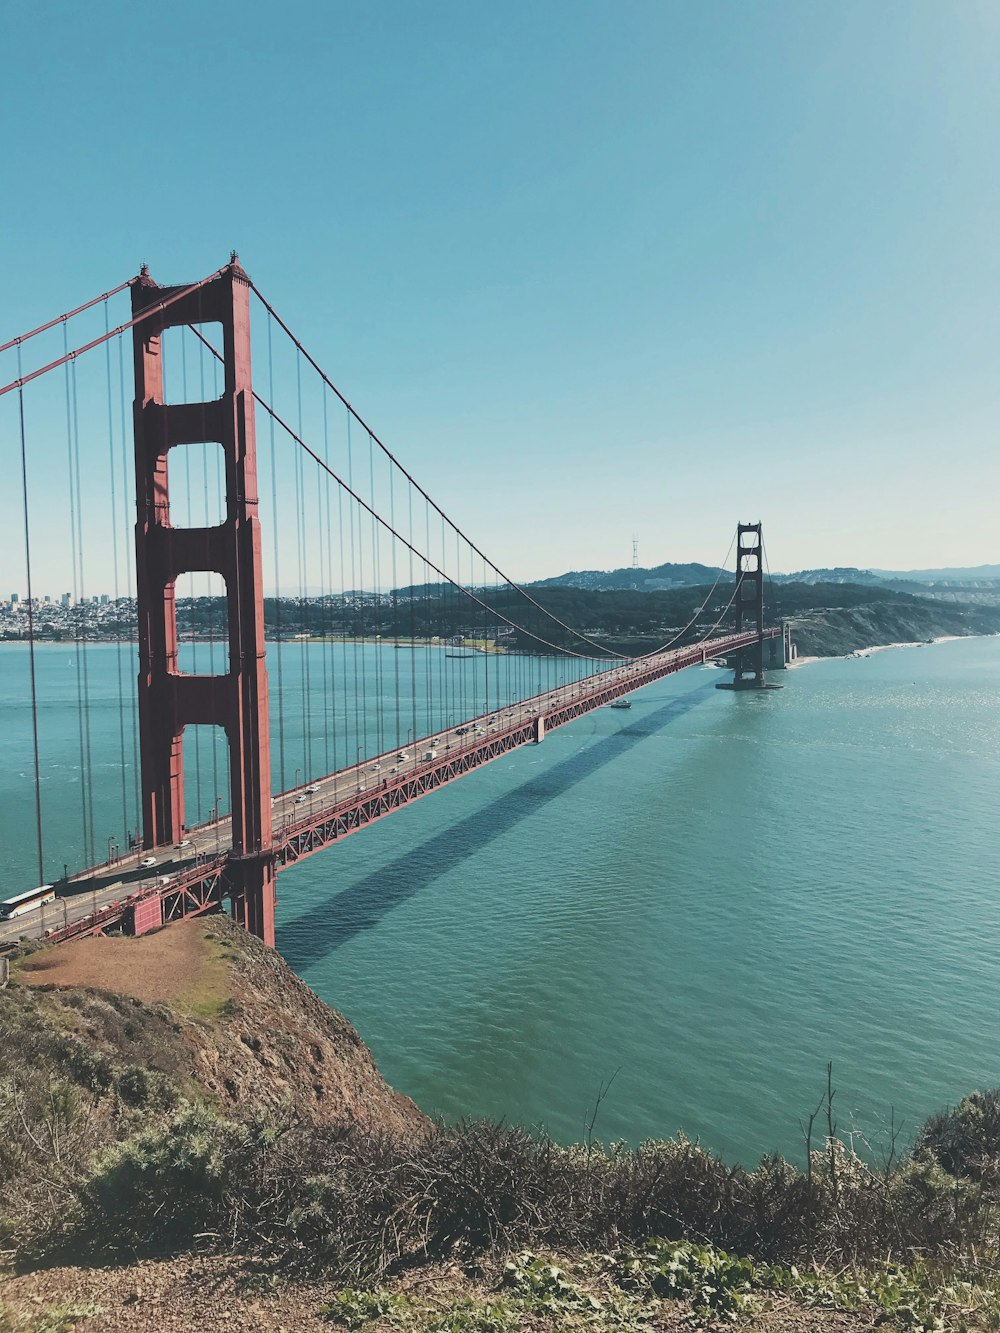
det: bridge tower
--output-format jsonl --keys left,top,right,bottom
{"left": 131, "top": 257, "right": 276, "bottom": 946}
{"left": 730, "top": 521, "right": 766, "bottom": 688}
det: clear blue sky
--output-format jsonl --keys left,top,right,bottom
{"left": 2, "top": 0, "right": 999, "bottom": 585}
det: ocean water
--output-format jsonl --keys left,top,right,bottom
{"left": 3, "top": 635, "right": 999, "bottom": 1163}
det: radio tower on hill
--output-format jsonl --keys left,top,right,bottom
{"left": 632, "top": 536, "right": 639, "bottom": 569}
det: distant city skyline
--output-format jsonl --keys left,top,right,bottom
{"left": 2, "top": 2, "right": 999, "bottom": 587}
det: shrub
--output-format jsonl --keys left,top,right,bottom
{"left": 72, "top": 1103, "right": 253, "bottom": 1254}
{"left": 915, "top": 1089, "right": 1000, "bottom": 1183}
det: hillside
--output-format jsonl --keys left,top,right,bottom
{"left": 785, "top": 600, "right": 1000, "bottom": 658}
{"left": 1, "top": 918, "right": 427, "bottom": 1143}
{"left": 529, "top": 557, "right": 1000, "bottom": 594}
{"left": 530, "top": 561, "right": 726, "bottom": 592}
{"left": 493, "top": 580, "right": 1000, "bottom": 657}
{"left": 3, "top": 921, "right": 1000, "bottom": 1331}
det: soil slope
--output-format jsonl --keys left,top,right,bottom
{"left": 9, "top": 916, "right": 426, "bottom": 1138}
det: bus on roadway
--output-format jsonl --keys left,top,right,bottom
{"left": 0, "top": 885, "right": 56, "bottom": 920}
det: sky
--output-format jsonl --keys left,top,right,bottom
{"left": 2, "top": 0, "right": 1000, "bottom": 589}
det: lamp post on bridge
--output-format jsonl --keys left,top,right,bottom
{"left": 208, "top": 798, "right": 222, "bottom": 855}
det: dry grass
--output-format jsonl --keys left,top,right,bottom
{"left": 12, "top": 921, "right": 231, "bottom": 1016}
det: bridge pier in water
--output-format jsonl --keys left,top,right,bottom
{"left": 132, "top": 257, "right": 276, "bottom": 946}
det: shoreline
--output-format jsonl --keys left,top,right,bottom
{"left": 786, "top": 632, "right": 976, "bottom": 670}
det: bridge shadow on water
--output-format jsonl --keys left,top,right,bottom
{"left": 278, "top": 679, "right": 717, "bottom": 969}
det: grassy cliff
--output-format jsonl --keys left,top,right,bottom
{"left": 2, "top": 921, "right": 999, "bottom": 1331}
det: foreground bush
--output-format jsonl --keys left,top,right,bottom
{"left": 25, "top": 1105, "right": 996, "bottom": 1280}
{"left": 915, "top": 1088, "right": 1000, "bottom": 1183}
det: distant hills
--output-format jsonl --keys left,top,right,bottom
{"left": 873, "top": 564, "right": 1000, "bottom": 584}
{"left": 530, "top": 561, "right": 1000, "bottom": 593}
{"left": 529, "top": 562, "right": 726, "bottom": 592}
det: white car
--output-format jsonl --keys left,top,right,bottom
{"left": 140, "top": 857, "right": 157, "bottom": 868}
{"left": 305, "top": 784, "right": 319, "bottom": 794}
{"left": 174, "top": 839, "right": 192, "bottom": 850}
{"left": 294, "top": 794, "right": 307, "bottom": 804}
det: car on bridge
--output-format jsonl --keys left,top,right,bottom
{"left": 140, "top": 857, "right": 156, "bottom": 868}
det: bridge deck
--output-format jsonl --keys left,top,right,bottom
{"left": 4, "top": 629, "right": 777, "bottom": 946}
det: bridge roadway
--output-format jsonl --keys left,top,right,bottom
{"left": 1, "top": 628, "right": 777, "bottom": 947}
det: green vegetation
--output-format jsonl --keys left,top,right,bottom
{"left": 170, "top": 580, "right": 1000, "bottom": 658}
{"left": 3, "top": 959, "right": 1000, "bottom": 1328}
{"left": 312, "top": 1246, "right": 1000, "bottom": 1332}
{"left": 0, "top": 1304, "right": 100, "bottom": 1333}
{"left": 5, "top": 1088, "right": 1000, "bottom": 1290}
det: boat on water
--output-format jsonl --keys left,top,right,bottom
{"left": 609, "top": 700, "right": 632, "bottom": 710}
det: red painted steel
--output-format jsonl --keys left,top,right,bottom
{"left": 733, "top": 522, "right": 765, "bottom": 686}
{"left": 274, "top": 628, "right": 779, "bottom": 866}
{"left": 127, "top": 895, "right": 163, "bottom": 936}
{"left": 0, "top": 268, "right": 227, "bottom": 399}
{"left": 131, "top": 259, "right": 276, "bottom": 947}
{"left": 45, "top": 626, "right": 777, "bottom": 946}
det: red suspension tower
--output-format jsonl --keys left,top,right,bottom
{"left": 131, "top": 257, "right": 276, "bottom": 946}
{"left": 731, "top": 521, "right": 765, "bottom": 688}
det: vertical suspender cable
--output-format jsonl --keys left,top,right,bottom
{"left": 337, "top": 482, "right": 350, "bottom": 771}
{"left": 424, "top": 497, "right": 432, "bottom": 734}
{"left": 64, "top": 329, "right": 90, "bottom": 868}
{"left": 71, "top": 357, "right": 97, "bottom": 865}
{"left": 320, "top": 389, "right": 332, "bottom": 774}
{"left": 369, "top": 431, "right": 384, "bottom": 759}
{"left": 295, "top": 351, "right": 312, "bottom": 780}
{"left": 346, "top": 413, "right": 362, "bottom": 766}
{"left": 104, "top": 303, "right": 130, "bottom": 843}
{"left": 390, "top": 462, "right": 400, "bottom": 751}
{"left": 17, "top": 358, "right": 45, "bottom": 887}
{"left": 355, "top": 434, "right": 368, "bottom": 765}
{"left": 211, "top": 352, "right": 223, "bottom": 809}
{"left": 182, "top": 330, "right": 203, "bottom": 818}
{"left": 117, "top": 333, "right": 140, "bottom": 844}
{"left": 408, "top": 486, "right": 417, "bottom": 747}
{"left": 267, "top": 316, "right": 286, "bottom": 796}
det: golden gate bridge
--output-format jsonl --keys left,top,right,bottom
{"left": 0, "top": 256, "right": 781, "bottom": 949}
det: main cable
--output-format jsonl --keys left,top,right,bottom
{"left": 184, "top": 322, "right": 617, "bottom": 669}
{"left": 0, "top": 278, "right": 133, "bottom": 357}
{"left": 246, "top": 282, "right": 627, "bottom": 661}
{"left": 0, "top": 267, "right": 228, "bottom": 398}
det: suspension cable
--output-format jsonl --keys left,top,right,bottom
{"left": 246, "top": 282, "right": 627, "bottom": 660}
{"left": 185, "top": 323, "right": 622, "bottom": 665}
{"left": 0, "top": 267, "right": 228, "bottom": 398}
{"left": 0, "top": 278, "right": 133, "bottom": 357}
{"left": 629, "top": 528, "right": 739, "bottom": 661}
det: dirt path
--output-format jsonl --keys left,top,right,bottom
{"left": 0, "top": 1255, "right": 876, "bottom": 1333}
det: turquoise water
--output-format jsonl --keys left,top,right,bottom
{"left": 3, "top": 636, "right": 1000, "bottom": 1163}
